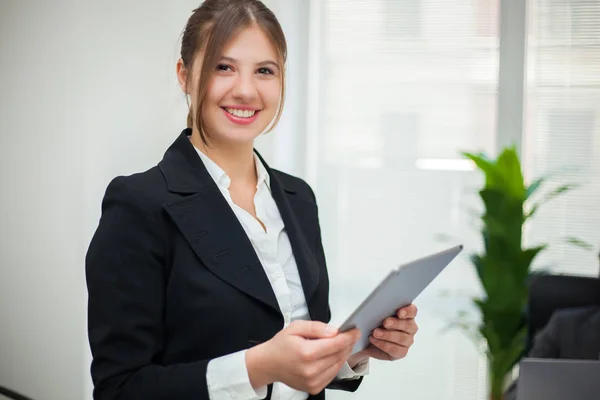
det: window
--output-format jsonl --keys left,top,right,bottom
{"left": 383, "top": 0, "right": 422, "bottom": 39}
{"left": 546, "top": 110, "right": 594, "bottom": 177}
{"left": 315, "top": 1, "right": 499, "bottom": 398}
{"left": 381, "top": 114, "right": 419, "bottom": 169}
{"left": 539, "top": 0, "right": 600, "bottom": 42}
{"left": 306, "top": 1, "right": 600, "bottom": 398}
{"left": 475, "top": 0, "right": 499, "bottom": 37}
{"left": 523, "top": 0, "right": 600, "bottom": 277}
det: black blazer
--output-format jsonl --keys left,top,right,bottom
{"left": 529, "top": 306, "right": 600, "bottom": 360}
{"left": 86, "top": 129, "right": 362, "bottom": 400}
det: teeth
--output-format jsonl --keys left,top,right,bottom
{"left": 225, "top": 108, "right": 256, "bottom": 118}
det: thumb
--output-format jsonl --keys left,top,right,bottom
{"left": 286, "top": 320, "right": 339, "bottom": 339}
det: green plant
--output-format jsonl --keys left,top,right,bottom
{"left": 457, "top": 147, "right": 583, "bottom": 400}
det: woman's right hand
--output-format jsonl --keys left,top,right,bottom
{"left": 246, "top": 320, "right": 361, "bottom": 395}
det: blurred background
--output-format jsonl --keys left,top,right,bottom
{"left": 1, "top": 0, "right": 599, "bottom": 399}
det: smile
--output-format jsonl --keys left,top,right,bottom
{"left": 224, "top": 107, "right": 257, "bottom": 118}
{"left": 221, "top": 107, "right": 261, "bottom": 126}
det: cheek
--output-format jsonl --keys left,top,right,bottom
{"left": 205, "top": 77, "right": 230, "bottom": 105}
{"left": 260, "top": 81, "right": 282, "bottom": 110}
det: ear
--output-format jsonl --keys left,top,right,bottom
{"left": 176, "top": 58, "right": 188, "bottom": 94}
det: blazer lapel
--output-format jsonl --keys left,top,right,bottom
{"left": 255, "top": 152, "right": 321, "bottom": 310}
{"left": 159, "top": 130, "right": 280, "bottom": 315}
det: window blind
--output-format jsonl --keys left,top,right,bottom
{"left": 524, "top": 0, "right": 600, "bottom": 277}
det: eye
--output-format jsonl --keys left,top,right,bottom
{"left": 216, "top": 64, "right": 233, "bottom": 72}
{"left": 257, "top": 67, "right": 274, "bottom": 75}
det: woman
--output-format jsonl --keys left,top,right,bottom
{"left": 85, "top": 1, "right": 419, "bottom": 399}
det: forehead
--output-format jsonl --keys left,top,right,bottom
{"left": 222, "top": 26, "right": 279, "bottom": 63}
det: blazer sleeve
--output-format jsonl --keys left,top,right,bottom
{"left": 307, "top": 185, "right": 364, "bottom": 393}
{"left": 86, "top": 177, "right": 211, "bottom": 400}
{"left": 528, "top": 311, "right": 561, "bottom": 359}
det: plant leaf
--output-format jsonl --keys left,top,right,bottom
{"left": 526, "top": 183, "right": 578, "bottom": 219}
{"left": 565, "top": 236, "right": 594, "bottom": 251}
{"left": 470, "top": 253, "right": 485, "bottom": 290}
{"left": 543, "top": 183, "right": 578, "bottom": 203}
{"left": 455, "top": 147, "right": 584, "bottom": 386}
{"left": 496, "top": 147, "right": 525, "bottom": 199}
{"left": 462, "top": 152, "right": 501, "bottom": 188}
{"left": 525, "top": 203, "right": 540, "bottom": 220}
{"left": 525, "top": 177, "right": 545, "bottom": 199}
{"left": 492, "top": 327, "right": 527, "bottom": 378}
{"left": 516, "top": 245, "right": 546, "bottom": 283}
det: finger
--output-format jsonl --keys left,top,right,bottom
{"left": 369, "top": 337, "right": 409, "bottom": 360}
{"left": 313, "top": 351, "right": 350, "bottom": 390}
{"left": 306, "top": 329, "right": 360, "bottom": 359}
{"left": 288, "top": 320, "right": 338, "bottom": 339}
{"left": 382, "top": 317, "right": 419, "bottom": 334}
{"left": 397, "top": 304, "right": 418, "bottom": 319}
{"left": 372, "top": 328, "right": 414, "bottom": 347}
{"left": 314, "top": 343, "right": 355, "bottom": 382}
{"left": 342, "top": 328, "right": 362, "bottom": 343}
{"left": 361, "top": 344, "right": 390, "bottom": 360}
{"left": 302, "top": 343, "right": 353, "bottom": 389}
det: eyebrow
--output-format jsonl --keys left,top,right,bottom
{"left": 220, "top": 56, "right": 281, "bottom": 71}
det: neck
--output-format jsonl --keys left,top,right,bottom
{"left": 190, "top": 128, "right": 257, "bottom": 186}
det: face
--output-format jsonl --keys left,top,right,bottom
{"left": 178, "top": 26, "right": 282, "bottom": 146}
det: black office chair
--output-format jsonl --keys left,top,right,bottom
{"left": 0, "top": 386, "right": 35, "bottom": 400}
{"left": 526, "top": 274, "right": 600, "bottom": 353}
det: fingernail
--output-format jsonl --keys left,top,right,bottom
{"left": 400, "top": 310, "right": 407, "bottom": 318}
{"left": 374, "top": 329, "right": 382, "bottom": 338}
{"left": 325, "top": 325, "right": 337, "bottom": 335}
{"left": 385, "top": 320, "right": 393, "bottom": 328}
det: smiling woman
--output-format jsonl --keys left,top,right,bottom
{"left": 178, "top": 26, "right": 283, "bottom": 143}
{"left": 85, "top": 1, "right": 419, "bottom": 400}
{"left": 177, "top": 2, "right": 286, "bottom": 146}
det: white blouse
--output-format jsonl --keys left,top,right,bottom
{"left": 194, "top": 148, "right": 368, "bottom": 400}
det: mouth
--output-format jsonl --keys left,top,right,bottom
{"left": 221, "top": 107, "right": 261, "bottom": 125}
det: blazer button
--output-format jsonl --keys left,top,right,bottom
{"left": 196, "top": 231, "right": 208, "bottom": 241}
{"left": 215, "top": 249, "right": 229, "bottom": 261}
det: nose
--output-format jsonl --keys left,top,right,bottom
{"left": 231, "top": 72, "right": 258, "bottom": 102}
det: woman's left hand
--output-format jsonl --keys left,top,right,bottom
{"left": 347, "top": 304, "right": 418, "bottom": 368}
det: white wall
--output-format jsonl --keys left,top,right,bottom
{"left": 0, "top": 1, "right": 87, "bottom": 399}
{"left": 0, "top": 1, "right": 300, "bottom": 399}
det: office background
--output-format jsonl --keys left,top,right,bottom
{"left": 0, "top": 0, "right": 598, "bottom": 399}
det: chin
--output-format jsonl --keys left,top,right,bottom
{"left": 219, "top": 127, "right": 265, "bottom": 144}
{"left": 220, "top": 120, "right": 271, "bottom": 142}
{"left": 204, "top": 111, "right": 274, "bottom": 145}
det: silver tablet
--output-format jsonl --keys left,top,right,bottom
{"left": 338, "top": 244, "right": 463, "bottom": 354}
{"left": 517, "top": 358, "right": 600, "bottom": 400}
